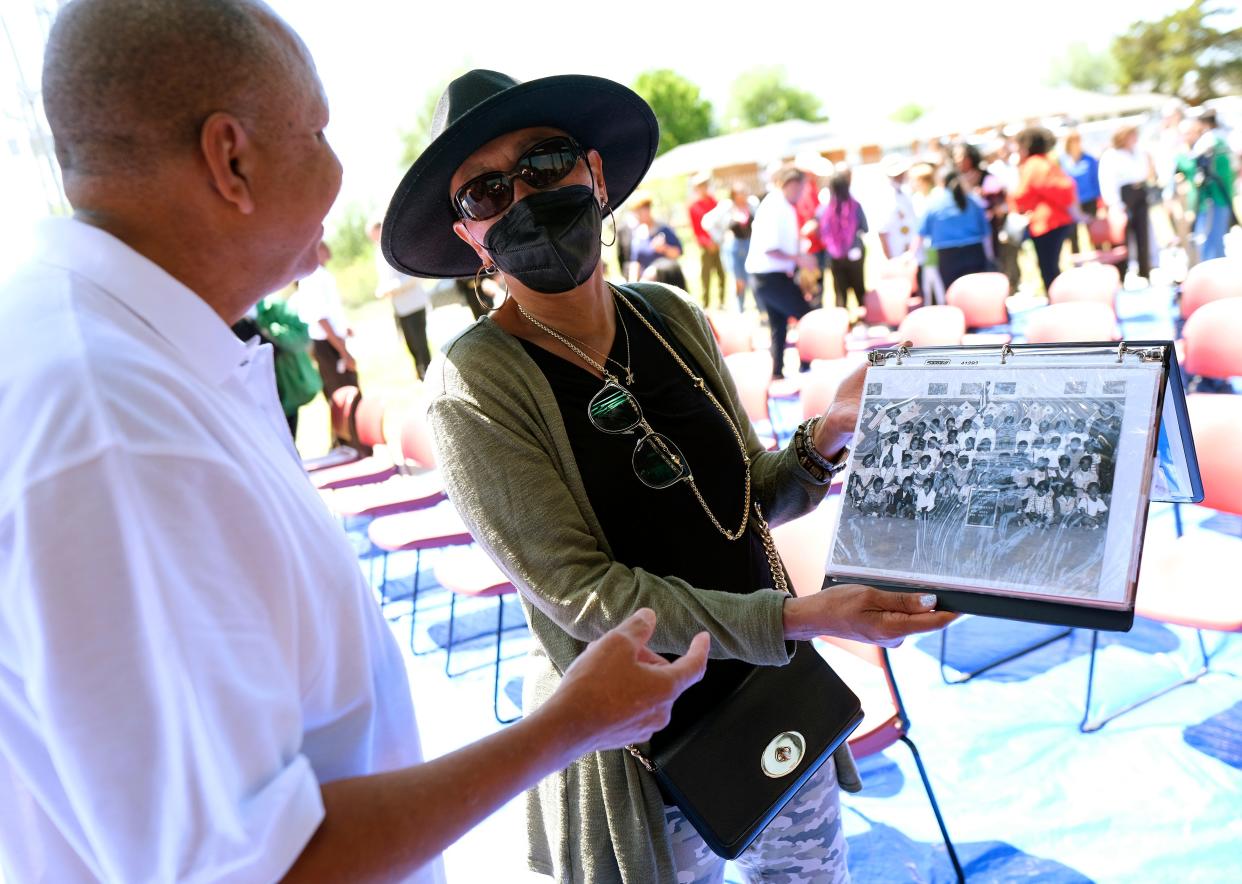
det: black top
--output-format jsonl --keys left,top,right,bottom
{"left": 518, "top": 293, "right": 770, "bottom": 596}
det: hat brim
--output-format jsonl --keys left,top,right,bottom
{"left": 381, "top": 75, "right": 659, "bottom": 279}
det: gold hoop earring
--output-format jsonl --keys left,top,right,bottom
{"left": 473, "top": 262, "right": 498, "bottom": 312}
{"left": 600, "top": 201, "right": 617, "bottom": 248}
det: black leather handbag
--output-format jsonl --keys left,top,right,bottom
{"left": 630, "top": 639, "right": 863, "bottom": 859}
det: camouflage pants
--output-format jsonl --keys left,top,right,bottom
{"left": 664, "top": 758, "right": 849, "bottom": 884}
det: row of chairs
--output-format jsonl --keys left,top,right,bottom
{"left": 308, "top": 391, "right": 523, "bottom": 724}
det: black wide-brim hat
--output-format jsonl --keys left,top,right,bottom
{"left": 381, "top": 69, "right": 660, "bottom": 279}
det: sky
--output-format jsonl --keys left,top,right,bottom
{"left": 0, "top": 0, "right": 1197, "bottom": 245}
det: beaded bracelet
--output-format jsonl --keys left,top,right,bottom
{"left": 793, "top": 417, "right": 847, "bottom": 484}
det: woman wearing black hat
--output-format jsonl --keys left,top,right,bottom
{"left": 383, "top": 69, "right": 955, "bottom": 883}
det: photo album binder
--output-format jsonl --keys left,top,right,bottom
{"left": 824, "top": 340, "right": 1202, "bottom": 632}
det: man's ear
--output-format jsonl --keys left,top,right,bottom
{"left": 201, "top": 112, "right": 255, "bottom": 215}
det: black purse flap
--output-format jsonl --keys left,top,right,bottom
{"left": 648, "top": 641, "right": 863, "bottom": 859}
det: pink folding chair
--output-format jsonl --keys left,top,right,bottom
{"left": 1083, "top": 215, "right": 1129, "bottom": 270}
{"left": 1181, "top": 258, "right": 1242, "bottom": 320}
{"left": 724, "top": 350, "right": 777, "bottom": 449}
{"left": 1081, "top": 393, "right": 1242, "bottom": 731}
{"left": 1023, "top": 302, "right": 1119, "bottom": 344}
{"left": 322, "top": 407, "right": 446, "bottom": 520}
{"left": 312, "top": 397, "right": 399, "bottom": 490}
{"left": 706, "top": 310, "right": 755, "bottom": 356}
{"left": 946, "top": 272, "right": 1009, "bottom": 329}
{"left": 303, "top": 386, "right": 363, "bottom": 471}
{"left": 369, "top": 498, "right": 474, "bottom": 645}
{"left": 897, "top": 305, "right": 966, "bottom": 347}
{"left": 1047, "top": 264, "right": 1120, "bottom": 308}
{"left": 1181, "top": 297, "right": 1242, "bottom": 380}
{"left": 435, "top": 549, "right": 522, "bottom": 724}
{"left": 866, "top": 276, "right": 914, "bottom": 327}
{"left": 796, "top": 307, "right": 850, "bottom": 362}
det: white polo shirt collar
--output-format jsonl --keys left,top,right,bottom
{"left": 34, "top": 216, "right": 254, "bottom": 387}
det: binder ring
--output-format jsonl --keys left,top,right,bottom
{"left": 895, "top": 345, "right": 910, "bottom": 365}
{"left": 1116, "top": 341, "right": 1127, "bottom": 363}
{"left": 999, "top": 343, "right": 1014, "bottom": 365}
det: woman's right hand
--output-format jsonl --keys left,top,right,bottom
{"left": 783, "top": 585, "right": 958, "bottom": 647}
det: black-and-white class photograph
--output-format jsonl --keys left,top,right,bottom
{"left": 829, "top": 366, "right": 1153, "bottom": 603}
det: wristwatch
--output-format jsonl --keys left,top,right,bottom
{"left": 793, "top": 417, "right": 850, "bottom": 484}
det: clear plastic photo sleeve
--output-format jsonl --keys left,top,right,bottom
{"left": 824, "top": 342, "right": 1200, "bottom": 631}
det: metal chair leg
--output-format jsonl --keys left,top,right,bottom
{"left": 444, "top": 594, "right": 457, "bottom": 676}
{"left": 406, "top": 550, "right": 440, "bottom": 656}
{"left": 494, "top": 596, "right": 520, "bottom": 725}
{"left": 899, "top": 734, "right": 965, "bottom": 884}
{"left": 939, "top": 621, "right": 1073, "bottom": 685}
{"left": 1081, "top": 629, "right": 1213, "bottom": 733}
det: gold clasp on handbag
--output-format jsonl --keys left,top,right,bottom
{"left": 761, "top": 731, "right": 806, "bottom": 779}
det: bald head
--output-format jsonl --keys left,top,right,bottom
{"left": 43, "top": 0, "right": 308, "bottom": 177}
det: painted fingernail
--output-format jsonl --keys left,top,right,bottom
{"left": 919, "top": 593, "right": 938, "bottom": 608}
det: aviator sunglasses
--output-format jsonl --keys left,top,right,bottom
{"left": 453, "top": 136, "right": 585, "bottom": 221}
{"left": 588, "top": 382, "right": 690, "bottom": 489}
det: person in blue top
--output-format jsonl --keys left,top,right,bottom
{"left": 1060, "top": 130, "right": 1100, "bottom": 255}
{"left": 915, "top": 167, "right": 992, "bottom": 291}
{"left": 626, "top": 192, "right": 684, "bottom": 279}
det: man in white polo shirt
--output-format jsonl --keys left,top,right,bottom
{"left": 0, "top": 2, "right": 708, "bottom": 882}
{"left": 745, "top": 167, "right": 817, "bottom": 380}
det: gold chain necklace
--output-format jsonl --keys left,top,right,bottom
{"left": 517, "top": 298, "right": 634, "bottom": 385}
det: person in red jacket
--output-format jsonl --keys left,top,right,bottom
{"left": 688, "top": 172, "right": 726, "bottom": 308}
{"left": 1011, "top": 127, "right": 1078, "bottom": 292}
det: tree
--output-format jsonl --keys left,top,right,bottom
{"left": 726, "top": 67, "right": 824, "bottom": 131}
{"left": 398, "top": 77, "right": 458, "bottom": 168}
{"left": 890, "top": 103, "right": 926, "bottom": 124}
{"left": 631, "top": 69, "right": 716, "bottom": 155}
{"left": 326, "top": 203, "right": 370, "bottom": 267}
{"left": 1113, "top": 0, "right": 1242, "bottom": 104}
{"left": 1047, "top": 42, "right": 1119, "bottom": 92}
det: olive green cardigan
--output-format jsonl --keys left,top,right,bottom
{"left": 425, "top": 282, "right": 860, "bottom": 883}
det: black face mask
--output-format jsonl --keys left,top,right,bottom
{"left": 482, "top": 185, "right": 603, "bottom": 294}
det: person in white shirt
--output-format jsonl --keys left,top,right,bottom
{"left": 1015, "top": 416, "right": 1037, "bottom": 448}
{"left": 1074, "top": 483, "right": 1110, "bottom": 528}
{"left": 370, "top": 218, "right": 432, "bottom": 378}
{"left": 915, "top": 478, "right": 938, "bottom": 516}
{"left": 1097, "top": 125, "right": 1157, "bottom": 280}
{"left": 745, "top": 166, "right": 817, "bottom": 379}
{"left": 974, "top": 413, "right": 998, "bottom": 449}
{"left": 0, "top": 3, "right": 711, "bottom": 882}
{"left": 1071, "top": 456, "right": 1101, "bottom": 498}
{"left": 877, "top": 155, "right": 918, "bottom": 259}
{"left": 289, "top": 240, "right": 359, "bottom": 443}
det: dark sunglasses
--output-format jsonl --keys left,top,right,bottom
{"left": 453, "top": 136, "right": 585, "bottom": 222}
{"left": 588, "top": 382, "right": 690, "bottom": 489}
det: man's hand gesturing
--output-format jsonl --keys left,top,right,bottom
{"left": 550, "top": 609, "right": 710, "bottom": 757}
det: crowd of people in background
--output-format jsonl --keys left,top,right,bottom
{"left": 599, "top": 101, "right": 1236, "bottom": 380}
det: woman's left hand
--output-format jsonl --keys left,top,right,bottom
{"left": 814, "top": 362, "right": 869, "bottom": 459}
